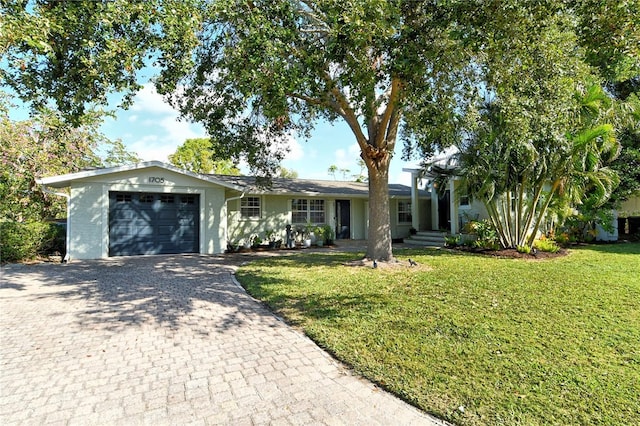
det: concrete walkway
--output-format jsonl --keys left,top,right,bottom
{"left": 1, "top": 254, "right": 446, "bottom": 425}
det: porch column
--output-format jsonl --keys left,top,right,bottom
{"left": 449, "top": 178, "right": 457, "bottom": 234}
{"left": 431, "top": 183, "right": 439, "bottom": 231}
{"left": 410, "top": 173, "right": 419, "bottom": 231}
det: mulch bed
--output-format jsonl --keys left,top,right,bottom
{"left": 450, "top": 246, "right": 569, "bottom": 259}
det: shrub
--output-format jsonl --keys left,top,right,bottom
{"left": 517, "top": 245, "right": 531, "bottom": 254}
{"left": 534, "top": 238, "right": 560, "bottom": 253}
{"left": 469, "top": 220, "right": 500, "bottom": 250}
{"left": 444, "top": 234, "right": 461, "bottom": 247}
{"left": 322, "top": 224, "right": 335, "bottom": 244}
{"left": 554, "top": 232, "right": 570, "bottom": 246}
{"left": 0, "top": 221, "right": 65, "bottom": 262}
{"left": 252, "top": 236, "right": 263, "bottom": 248}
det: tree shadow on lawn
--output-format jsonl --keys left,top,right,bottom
{"left": 237, "top": 255, "right": 393, "bottom": 325}
{"left": 3, "top": 254, "right": 285, "bottom": 334}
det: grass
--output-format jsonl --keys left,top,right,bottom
{"left": 236, "top": 243, "right": 640, "bottom": 425}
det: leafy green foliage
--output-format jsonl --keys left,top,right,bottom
{"left": 441, "top": 83, "right": 619, "bottom": 249}
{"left": 443, "top": 234, "right": 460, "bottom": 248}
{"left": 0, "top": 106, "right": 139, "bottom": 221}
{"left": 607, "top": 92, "right": 640, "bottom": 205}
{"left": 0, "top": 0, "right": 200, "bottom": 124}
{"left": 533, "top": 238, "right": 560, "bottom": 253}
{"left": 468, "top": 220, "right": 500, "bottom": 250}
{"left": 168, "top": 137, "right": 240, "bottom": 175}
{"left": 0, "top": 221, "right": 65, "bottom": 262}
{"left": 277, "top": 167, "right": 299, "bottom": 179}
{"left": 572, "top": 0, "right": 640, "bottom": 83}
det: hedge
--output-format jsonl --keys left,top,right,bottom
{"left": 0, "top": 221, "right": 65, "bottom": 263}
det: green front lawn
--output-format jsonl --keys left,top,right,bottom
{"left": 236, "top": 243, "right": 640, "bottom": 425}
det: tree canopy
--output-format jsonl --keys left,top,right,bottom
{"left": 169, "top": 137, "right": 240, "bottom": 175}
{"left": 0, "top": 106, "right": 139, "bottom": 221}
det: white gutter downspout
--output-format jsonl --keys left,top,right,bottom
{"left": 40, "top": 186, "right": 71, "bottom": 263}
{"left": 224, "top": 192, "right": 245, "bottom": 248}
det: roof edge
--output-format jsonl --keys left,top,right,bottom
{"left": 36, "top": 161, "right": 246, "bottom": 191}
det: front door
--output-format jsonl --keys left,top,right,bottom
{"left": 438, "top": 190, "right": 451, "bottom": 231}
{"left": 336, "top": 200, "right": 351, "bottom": 239}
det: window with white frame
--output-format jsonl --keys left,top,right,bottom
{"left": 240, "top": 196, "right": 261, "bottom": 219}
{"left": 460, "top": 194, "right": 470, "bottom": 207}
{"left": 291, "top": 198, "right": 325, "bottom": 224}
{"left": 398, "top": 200, "right": 412, "bottom": 223}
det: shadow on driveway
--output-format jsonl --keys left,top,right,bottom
{"left": 1, "top": 254, "right": 276, "bottom": 334}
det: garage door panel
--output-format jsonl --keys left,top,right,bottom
{"left": 158, "top": 210, "right": 177, "bottom": 220}
{"left": 109, "top": 192, "right": 199, "bottom": 256}
{"left": 135, "top": 225, "right": 154, "bottom": 237}
{"left": 158, "top": 225, "right": 175, "bottom": 236}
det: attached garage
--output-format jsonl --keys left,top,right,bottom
{"left": 35, "top": 162, "right": 244, "bottom": 260}
{"left": 109, "top": 192, "right": 200, "bottom": 256}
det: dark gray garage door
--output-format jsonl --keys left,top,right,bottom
{"left": 109, "top": 192, "right": 199, "bottom": 256}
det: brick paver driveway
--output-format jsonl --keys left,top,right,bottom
{"left": 1, "top": 255, "right": 445, "bottom": 425}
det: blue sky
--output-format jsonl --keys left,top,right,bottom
{"left": 99, "top": 83, "right": 422, "bottom": 186}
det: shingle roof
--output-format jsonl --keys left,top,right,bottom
{"left": 212, "top": 175, "right": 421, "bottom": 198}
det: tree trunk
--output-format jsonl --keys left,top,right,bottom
{"left": 366, "top": 161, "right": 394, "bottom": 262}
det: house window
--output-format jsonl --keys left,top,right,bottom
{"left": 292, "top": 199, "right": 325, "bottom": 224}
{"left": 398, "top": 200, "right": 412, "bottom": 223}
{"left": 160, "top": 194, "right": 175, "bottom": 203}
{"left": 460, "top": 194, "right": 470, "bottom": 207}
{"left": 241, "top": 196, "right": 261, "bottom": 219}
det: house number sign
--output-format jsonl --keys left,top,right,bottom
{"left": 148, "top": 176, "right": 166, "bottom": 184}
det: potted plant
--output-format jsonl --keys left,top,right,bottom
{"left": 322, "top": 224, "right": 335, "bottom": 245}
{"left": 251, "top": 235, "right": 263, "bottom": 249}
{"left": 314, "top": 225, "right": 325, "bottom": 247}
{"left": 242, "top": 236, "right": 252, "bottom": 249}
{"left": 303, "top": 221, "right": 314, "bottom": 247}
{"left": 265, "top": 229, "right": 278, "bottom": 249}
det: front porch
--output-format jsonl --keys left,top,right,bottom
{"left": 403, "top": 167, "right": 461, "bottom": 235}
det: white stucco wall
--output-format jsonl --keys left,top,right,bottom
{"left": 69, "top": 183, "right": 105, "bottom": 260}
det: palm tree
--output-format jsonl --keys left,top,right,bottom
{"left": 433, "top": 85, "right": 619, "bottom": 249}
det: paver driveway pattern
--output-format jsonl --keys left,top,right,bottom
{"left": 1, "top": 255, "right": 446, "bottom": 425}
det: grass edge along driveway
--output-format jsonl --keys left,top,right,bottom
{"left": 236, "top": 243, "right": 640, "bottom": 426}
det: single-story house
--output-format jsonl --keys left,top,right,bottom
{"left": 36, "top": 161, "right": 461, "bottom": 260}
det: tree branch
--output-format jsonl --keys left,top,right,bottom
{"left": 320, "top": 69, "right": 368, "bottom": 148}
{"left": 375, "top": 77, "right": 403, "bottom": 149}
{"left": 287, "top": 92, "right": 326, "bottom": 107}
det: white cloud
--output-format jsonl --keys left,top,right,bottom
{"left": 332, "top": 142, "right": 363, "bottom": 172}
{"left": 110, "top": 82, "right": 207, "bottom": 162}
{"left": 283, "top": 134, "right": 304, "bottom": 161}
{"left": 159, "top": 116, "right": 203, "bottom": 145}
{"left": 130, "top": 83, "right": 176, "bottom": 115}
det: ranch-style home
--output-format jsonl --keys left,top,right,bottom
{"left": 38, "top": 160, "right": 629, "bottom": 260}
{"left": 37, "top": 161, "right": 471, "bottom": 260}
